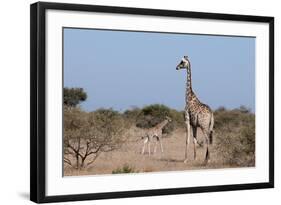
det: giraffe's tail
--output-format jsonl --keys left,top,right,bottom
{"left": 209, "top": 113, "right": 214, "bottom": 144}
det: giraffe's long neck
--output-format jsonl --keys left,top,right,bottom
{"left": 156, "top": 120, "right": 168, "bottom": 129}
{"left": 186, "top": 63, "right": 193, "bottom": 104}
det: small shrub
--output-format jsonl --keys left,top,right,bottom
{"left": 169, "top": 109, "right": 185, "bottom": 128}
{"left": 235, "top": 105, "right": 251, "bottom": 114}
{"left": 214, "top": 109, "right": 240, "bottom": 129}
{"left": 123, "top": 107, "right": 141, "bottom": 125}
{"left": 214, "top": 108, "right": 255, "bottom": 167}
{"left": 216, "top": 106, "right": 226, "bottom": 112}
{"left": 112, "top": 164, "right": 137, "bottom": 174}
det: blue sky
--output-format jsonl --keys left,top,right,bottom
{"left": 64, "top": 28, "right": 255, "bottom": 112}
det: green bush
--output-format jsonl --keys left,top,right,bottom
{"left": 123, "top": 107, "right": 141, "bottom": 125}
{"left": 214, "top": 108, "right": 255, "bottom": 166}
{"left": 134, "top": 104, "right": 180, "bottom": 134}
{"left": 214, "top": 107, "right": 254, "bottom": 130}
{"left": 169, "top": 109, "right": 185, "bottom": 127}
{"left": 235, "top": 105, "right": 251, "bottom": 114}
{"left": 112, "top": 164, "right": 137, "bottom": 174}
{"left": 64, "top": 87, "right": 87, "bottom": 107}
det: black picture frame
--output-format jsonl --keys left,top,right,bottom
{"left": 30, "top": 1, "right": 274, "bottom": 203}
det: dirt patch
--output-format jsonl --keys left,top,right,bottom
{"left": 64, "top": 127, "right": 238, "bottom": 176}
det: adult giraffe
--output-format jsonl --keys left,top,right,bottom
{"left": 176, "top": 56, "right": 214, "bottom": 163}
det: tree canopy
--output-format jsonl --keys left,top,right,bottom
{"left": 64, "top": 87, "right": 87, "bottom": 107}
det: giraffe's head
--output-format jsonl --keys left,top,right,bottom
{"left": 176, "top": 56, "right": 190, "bottom": 70}
{"left": 165, "top": 116, "right": 172, "bottom": 122}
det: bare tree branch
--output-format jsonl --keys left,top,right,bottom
{"left": 64, "top": 157, "right": 72, "bottom": 166}
{"left": 63, "top": 107, "right": 127, "bottom": 169}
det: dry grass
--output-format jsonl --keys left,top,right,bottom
{"left": 64, "top": 126, "right": 238, "bottom": 176}
{"left": 64, "top": 106, "right": 255, "bottom": 176}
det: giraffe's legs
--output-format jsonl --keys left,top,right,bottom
{"left": 193, "top": 137, "right": 203, "bottom": 147}
{"left": 184, "top": 120, "right": 191, "bottom": 163}
{"left": 148, "top": 140, "right": 151, "bottom": 156}
{"left": 202, "top": 130, "right": 210, "bottom": 163}
{"left": 141, "top": 137, "right": 148, "bottom": 155}
{"left": 153, "top": 142, "right": 157, "bottom": 153}
{"left": 159, "top": 137, "right": 164, "bottom": 153}
{"left": 153, "top": 139, "right": 157, "bottom": 154}
{"left": 153, "top": 135, "right": 163, "bottom": 154}
{"left": 192, "top": 126, "right": 197, "bottom": 160}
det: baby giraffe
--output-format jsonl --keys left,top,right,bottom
{"left": 141, "top": 116, "right": 172, "bottom": 156}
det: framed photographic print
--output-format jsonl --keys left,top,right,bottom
{"left": 30, "top": 1, "right": 274, "bottom": 203}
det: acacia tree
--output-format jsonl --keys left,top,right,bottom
{"left": 64, "top": 87, "right": 87, "bottom": 107}
{"left": 64, "top": 107, "right": 128, "bottom": 169}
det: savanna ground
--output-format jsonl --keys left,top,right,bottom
{"left": 64, "top": 102, "right": 255, "bottom": 176}
{"left": 65, "top": 127, "right": 228, "bottom": 176}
